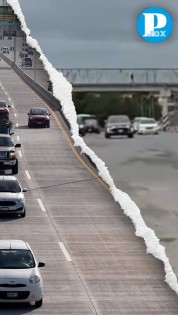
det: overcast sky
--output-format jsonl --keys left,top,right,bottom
{"left": 17, "top": 0, "right": 178, "bottom": 69}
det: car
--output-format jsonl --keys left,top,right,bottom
{"left": 1, "top": 47, "right": 9, "bottom": 54}
{"left": 85, "top": 118, "right": 100, "bottom": 133}
{"left": 0, "top": 134, "right": 21, "bottom": 175}
{"left": 137, "top": 118, "right": 160, "bottom": 135}
{"left": 28, "top": 49, "right": 34, "bottom": 55}
{"left": 47, "top": 80, "right": 52, "bottom": 92}
{"left": 22, "top": 57, "right": 32, "bottom": 67}
{"left": 0, "top": 100, "right": 10, "bottom": 119}
{"left": 0, "top": 119, "right": 13, "bottom": 135}
{"left": 0, "top": 176, "right": 26, "bottom": 217}
{"left": 28, "top": 108, "right": 51, "bottom": 128}
{"left": 105, "top": 115, "right": 134, "bottom": 138}
{"left": 77, "top": 116, "right": 86, "bottom": 136}
{"left": 0, "top": 239, "right": 45, "bottom": 306}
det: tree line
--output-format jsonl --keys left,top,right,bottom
{"left": 73, "top": 92, "right": 162, "bottom": 127}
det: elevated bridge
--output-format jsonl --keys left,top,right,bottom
{"left": 58, "top": 68, "right": 178, "bottom": 93}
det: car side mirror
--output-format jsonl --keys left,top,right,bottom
{"left": 8, "top": 105, "right": 11, "bottom": 108}
{"left": 10, "top": 132, "right": 14, "bottom": 136}
{"left": 38, "top": 262, "right": 45, "bottom": 267}
{"left": 49, "top": 113, "right": 51, "bottom": 115}
{"left": 15, "top": 143, "right": 21, "bottom": 148}
{"left": 22, "top": 188, "right": 27, "bottom": 192}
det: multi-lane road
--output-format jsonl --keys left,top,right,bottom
{"left": 0, "top": 57, "right": 178, "bottom": 314}
{"left": 85, "top": 130, "right": 178, "bottom": 276}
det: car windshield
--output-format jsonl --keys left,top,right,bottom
{"left": 0, "top": 102, "right": 6, "bottom": 107}
{"left": 0, "top": 249, "right": 35, "bottom": 269}
{"left": 108, "top": 116, "right": 129, "bottom": 123}
{"left": 30, "top": 109, "right": 48, "bottom": 115}
{"left": 140, "top": 119, "right": 156, "bottom": 124}
{"left": 0, "top": 180, "right": 21, "bottom": 193}
{"left": 85, "top": 119, "right": 97, "bottom": 125}
{"left": 0, "top": 137, "right": 14, "bottom": 146}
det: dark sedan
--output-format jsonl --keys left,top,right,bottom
{"left": 28, "top": 108, "right": 51, "bottom": 128}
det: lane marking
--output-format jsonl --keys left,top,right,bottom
{"left": 11, "top": 104, "right": 14, "bottom": 108}
{"left": 18, "top": 150, "right": 22, "bottom": 158}
{"left": 58, "top": 242, "right": 72, "bottom": 262}
{"left": 8, "top": 97, "right": 11, "bottom": 101}
{"left": 37, "top": 198, "right": 46, "bottom": 212}
{"left": 5, "top": 91, "right": 7, "bottom": 94}
{"left": 17, "top": 135, "right": 20, "bottom": 141}
{"left": 16, "top": 72, "right": 109, "bottom": 191}
{"left": 16, "top": 123, "right": 18, "bottom": 128}
{"left": 25, "top": 170, "right": 31, "bottom": 180}
{"left": 14, "top": 113, "right": 17, "bottom": 117}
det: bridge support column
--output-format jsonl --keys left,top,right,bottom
{"left": 158, "top": 88, "right": 171, "bottom": 117}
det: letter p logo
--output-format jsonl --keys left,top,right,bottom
{"left": 137, "top": 7, "right": 173, "bottom": 43}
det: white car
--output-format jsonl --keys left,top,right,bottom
{"left": 137, "top": 118, "right": 159, "bottom": 135}
{"left": 133, "top": 117, "right": 147, "bottom": 133}
{"left": 0, "top": 176, "right": 26, "bottom": 217}
{"left": 0, "top": 240, "right": 45, "bottom": 307}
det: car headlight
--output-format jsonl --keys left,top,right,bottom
{"left": 29, "top": 274, "right": 40, "bottom": 284}
{"left": 17, "top": 197, "right": 23, "bottom": 202}
{"left": 9, "top": 152, "right": 16, "bottom": 159}
{"left": 29, "top": 116, "right": 34, "bottom": 120}
{"left": 79, "top": 124, "right": 84, "bottom": 128}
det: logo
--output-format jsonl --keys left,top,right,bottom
{"left": 137, "top": 7, "right": 173, "bottom": 43}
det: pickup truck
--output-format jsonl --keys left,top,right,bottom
{"left": 0, "top": 135, "right": 21, "bottom": 175}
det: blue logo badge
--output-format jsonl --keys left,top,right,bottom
{"left": 137, "top": 7, "right": 173, "bottom": 43}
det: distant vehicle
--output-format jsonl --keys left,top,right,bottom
{"left": 1, "top": 47, "right": 9, "bottom": 54}
{"left": 28, "top": 108, "right": 51, "bottom": 128}
{"left": 137, "top": 118, "right": 159, "bottom": 135}
{"left": 0, "top": 176, "right": 26, "bottom": 217}
{"left": 7, "top": 36, "right": 12, "bottom": 40}
{"left": 0, "top": 239, "right": 45, "bottom": 306}
{"left": 28, "top": 49, "right": 34, "bottom": 55}
{"left": 85, "top": 118, "right": 100, "bottom": 134}
{"left": 22, "top": 57, "right": 32, "bottom": 67}
{"left": 105, "top": 115, "right": 134, "bottom": 138}
{"left": 20, "top": 52, "right": 28, "bottom": 58}
{"left": 133, "top": 117, "right": 148, "bottom": 133}
{"left": 77, "top": 116, "right": 86, "bottom": 136}
{"left": 0, "top": 134, "right": 21, "bottom": 175}
{"left": 0, "top": 100, "right": 10, "bottom": 119}
{"left": 0, "top": 119, "right": 13, "bottom": 135}
{"left": 47, "top": 80, "right": 52, "bottom": 92}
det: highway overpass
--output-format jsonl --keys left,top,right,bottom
{"left": 0, "top": 53, "right": 178, "bottom": 314}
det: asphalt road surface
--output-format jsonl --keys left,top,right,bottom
{"left": 0, "top": 59, "right": 178, "bottom": 314}
{"left": 84, "top": 131, "right": 178, "bottom": 276}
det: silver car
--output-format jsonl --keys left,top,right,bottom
{"left": 0, "top": 240, "right": 45, "bottom": 307}
{"left": 0, "top": 176, "right": 26, "bottom": 217}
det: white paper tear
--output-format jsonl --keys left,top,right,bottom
{"left": 7, "top": 0, "right": 178, "bottom": 294}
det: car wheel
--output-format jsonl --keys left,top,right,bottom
{"left": 21, "top": 208, "right": 26, "bottom": 218}
{"left": 28, "top": 123, "right": 31, "bottom": 128}
{"left": 105, "top": 133, "right": 110, "bottom": 138}
{"left": 128, "top": 133, "right": 134, "bottom": 138}
{"left": 35, "top": 298, "right": 42, "bottom": 307}
{"left": 12, "top": 159, "right": 18, "bottom": 174}
{"left": 47, "top": 123, "right": 50, "bottom": 128}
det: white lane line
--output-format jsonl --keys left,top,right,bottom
{"left": 11, "top": 104, "right": 14, "bottom": 108}
{"left": 25, "top": 170, "right": 31, "bottom": 180}
{"left": 17, "top": 136, "right": 20, "bottom": 141}
{"left": 16, "top": 123, "right": 19, "bottom": 127}
{"left": 37, "top": 198, "right": 46, "bottom": 212}
{"left": 14, "top": 113, "right": 17, "bottom": 117}
{"left": 18, "top": 150, "right": 22, "bottom": 158}
{"left": 58, "top": 242, "right": 72, "bottom": 262}
{"left": 8, "top": 97, "right": 11, "bottom": 101}
{"left": 5, "top": 91, "right": 7, "bottom": 95}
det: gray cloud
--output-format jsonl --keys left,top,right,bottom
{"left": 19, "top": 0, "right": 178, "bottom": 68}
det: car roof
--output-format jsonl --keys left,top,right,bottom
{"left": 0, "top": 176, "right": 17, "bottom": 181}
{"left": 0, "top": 240, "right": 30, "bottom": 250}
